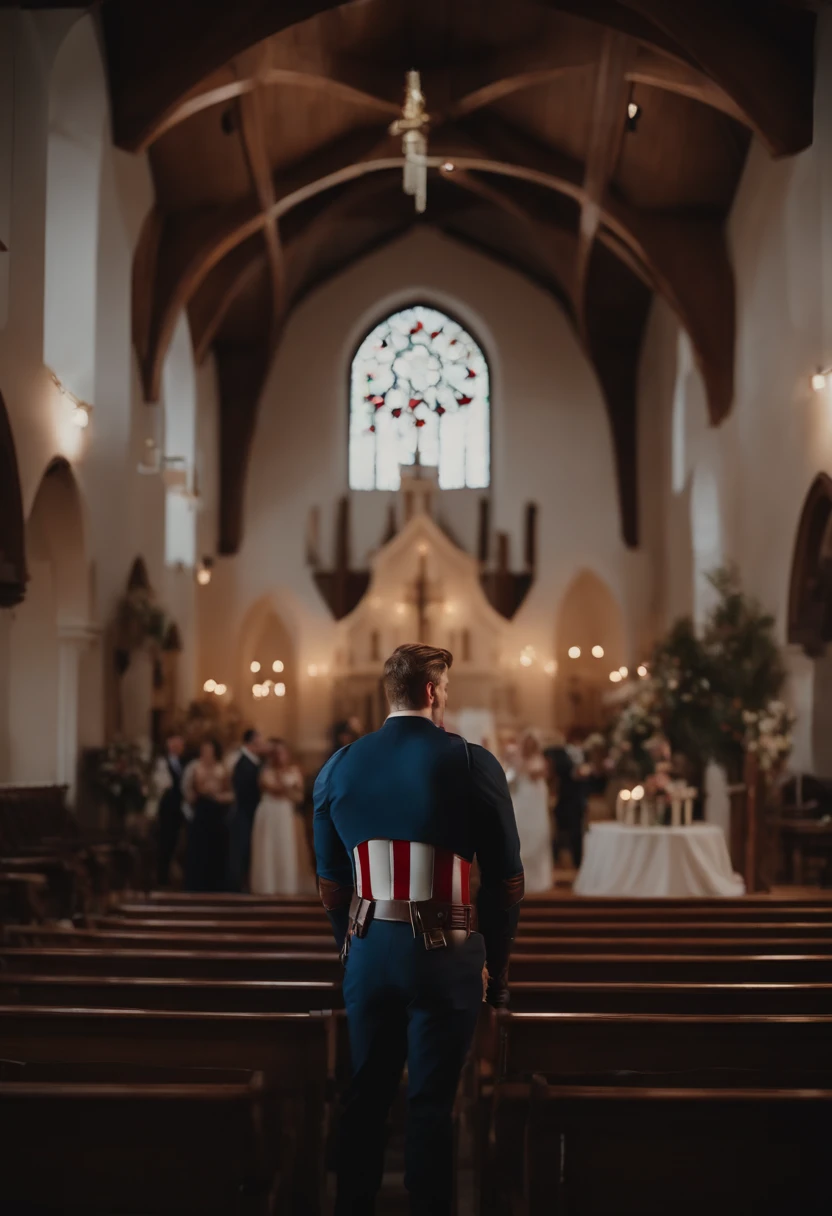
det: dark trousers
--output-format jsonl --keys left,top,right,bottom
{"left": 226, "top": 804, "right": 256, "bottom": 892}
{"left": 157, "top": 798, "right": 183, "bottom": 887}
{"left": 554, "top": 806, "right": 585, "bottom": 869}
{"left": 336, "top": 920, "right": 485, "bottom": 1216}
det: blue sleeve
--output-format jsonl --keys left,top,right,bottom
{"left": 313, "top": 749, "right": 354, "bottom": 948}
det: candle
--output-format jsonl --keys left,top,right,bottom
{"left": 670, "top": 798, "right": 682, "bottom": 828}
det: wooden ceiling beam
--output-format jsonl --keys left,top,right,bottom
{"left": 235, "top": 51, "right": 286, "bottom": 353}
{"left": 575, "top": 31, "right": 635, "bottom": 333}
{"left": 188, "top": 236, "right": 267, "bottom": 363}
{"left": 104, "top": 0, "right": 813, "bottom": 156}
{"left": 139, "top": 112, "right": 735, "bottom": 417}
{"left": 613, "top": 0, "right": 814, "bottom": 155}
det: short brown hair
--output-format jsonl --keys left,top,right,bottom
{"left": 383, "top": 643, "right": 453, "bottom": 710}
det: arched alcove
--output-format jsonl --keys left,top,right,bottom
{"left": 43, "top": 16, "right": 108, "bottom": 404}
{"left": 162, "top": 313, "right": 198, "bottom": 569}
{"left": 788, "top": 473, "right": 832, "bottom": 657}
{"left": 237, "top": 598, "right": 298, "bottom": 745}
{"left": 9, "top": 459, "right": 91, "bottom": 790}
{"left": 555, "top": 570, "right": 627, "bottom": 733}
{"left": 0, "top": 389, "right": 26, "bottom": 607}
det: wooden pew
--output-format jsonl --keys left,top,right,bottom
{"left": 4, "top": 925, "right": 338, "bottom": 952}
{"left": 0, "top": 947, "right": 342, "bottom": 982}
{"left": 523, "top": 1082, "right": 832, "bottom": 1215}
{"left": 95, "top": 914, "right": 832, "bottom": 941}
{"left": 509, "top": 980, "right": 832, "bottom": 1015}
{"left": 0, "top": 1065, "right": 275, "bottom": 1214}
{"left": 0, "top": 973, "right": 343, "bottom": 1013}
{"left": 0, "top": 1007, "right": 334, "bottom": 1214}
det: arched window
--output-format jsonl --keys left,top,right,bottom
{"left": 349, "top": 304, "right": 490, "bottom": 492}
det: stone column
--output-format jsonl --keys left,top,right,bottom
{"left": 57, "top": 620, "right": 99, "bottom": 803}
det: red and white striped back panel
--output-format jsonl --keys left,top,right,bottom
{"left": 353, "top": 840, "right": 471, "bottom": 904}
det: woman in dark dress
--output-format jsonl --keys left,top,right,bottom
{"left": 185, "top": 739, "right": 233, "bottom": 892}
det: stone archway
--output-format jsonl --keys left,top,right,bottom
{"left": 555, "top": 570, "right": 627, "bottom": 735}
{"left": 788, "top": 473, "right": 832, "bottom": 657}
{"left": 8, "top": 459, "right": 93, "bottom": 793}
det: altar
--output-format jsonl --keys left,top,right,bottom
{"left": 574, "top": 822, "right": 746, "bottom": 899}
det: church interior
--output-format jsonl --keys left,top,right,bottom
{"left": 1, "top": 1, "right": 832, "bottom": 1212}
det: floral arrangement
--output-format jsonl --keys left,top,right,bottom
{"left": 744, "top": 701, "right": 796, "bottom": 774}
{"left": 92, "top": 740, "right": 151, "bottom": 818}
{"left": 608, "top": 567, "right": 790, "bottom": 784}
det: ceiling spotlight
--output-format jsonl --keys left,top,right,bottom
{"left": 272, "top": 660, "right": 284, "bottom": 673}
{"left": 626, "top": 100, "right": 641, "bottom": 132}
{"left": 250, "top": 661, "right": 261, "bottom": 673}
{"left": 203, "top": 679, "right": 216, "bottom": 693}
{"left": 812, "top": 368, "right": 830, "bottom": 392}
{"left": 591, "top": 645, "right": 605, "bottom": 659}
{"left": 568, "top": 646, "right": 581, "bottom": 659}
{"left": 609, "top": 671, "right": 622, "bottom": 683}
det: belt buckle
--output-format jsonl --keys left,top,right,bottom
{"left": 424, "top": 926, "right": 447, "bottom": 950}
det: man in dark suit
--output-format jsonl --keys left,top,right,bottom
{"left": 153, "top": 731, "right": 186, "bottom": 887}
{"left": 228, "top": 728, "right": 265, "bottom": 891}
{"left": 314, "top": 643, "right": 524, "bottom": 1216}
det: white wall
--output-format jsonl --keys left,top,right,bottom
{"left": 0, "top": 12, "right": 216, "bottom": 783}
{"left": 199, "top": 227, "right": 653, "bottom": 751}
{"left": 638, "top": 11, "right": 832, "bottom": 775}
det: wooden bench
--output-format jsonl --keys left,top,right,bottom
{"left": 509, "top": 980, "right": 832, "bottom": 1015}
{"left": 0, "top": 1006, "right": 334, "bottom": 1213}
{"left": 523, "top": 1082, "right": 832, "bottom": 1215}
{"left": 0, "top": 947, "right": 342, "bottom": 982}
{"left": 0, "top": 1065, "right": 276, "bottom": 1214}
{"left": 0, "top": 973, "right": 343, "bottom": 1013}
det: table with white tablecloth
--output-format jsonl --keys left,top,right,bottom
{"left": 573, "top": 822, "right": 746, "bottom": 898}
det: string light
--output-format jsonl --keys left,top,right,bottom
{"left": 637, "top": 664, "right": 648, "bottom": 678}
{"left": 272, "top": 660, "right": 284, "bottom": 673}
{"left": 203, "top": 679, "right": 216, "bottom": 693}
{"left": 609, "top": 671, "right": 622, "bottom": 683}
{"left": 631, "top": 784, "right": 645, "bottom": 801}
{"left": 544, "top": 660, "right": 557, "bottom": 676}
{"left": 250, "top": 661, "right": 261, "bottom": 673}
{"left": 214, "top": 683, "right": 227, "bottom": 697}
{"left": 591, "top": 645, "right": 605, "bottom": 659}
{"left": 568, "top": 646, "right": 581, "bottom": 659}
{"left": 275, "top": 683, "right": 286, "bottom": 697}
{"left": 619, "top": 666, "right": 629, "bottom": 678}
{"left": 619, "top": 788, "right": 631, "bottom": 802}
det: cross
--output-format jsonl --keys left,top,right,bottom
{"left": 406, "top": 550, "right": 443, "bottom": 642}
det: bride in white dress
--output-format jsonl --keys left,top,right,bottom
{"left": 250, "top": 739, "right": 305, "bottom": 895}
{"left": 504, "top": 731, "right": 553, "bottom": 893}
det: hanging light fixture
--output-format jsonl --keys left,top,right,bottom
{"left": 389, "top": 70, "right": 431, "bottom": 213}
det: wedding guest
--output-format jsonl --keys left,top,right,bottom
{"left": 151, "top": 730, "right": 185, "bottom": 887}
{"left": 505, "top": 730, "right": 553, "bottom": 892}
{"left": 185, "top": 738, "right": 234, "bottom": 892}
{"left": 546, "top": 730, "right": 587, "bottom": 870}
{"left": 250, "top": 739, "right": 305, "bottom": 894}
{"left": 228, "top": 728, "right": 265, "bottom": 890}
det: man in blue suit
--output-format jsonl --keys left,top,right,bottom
{"left": 314, "top": 643, "right": 524, "bottom": 1215}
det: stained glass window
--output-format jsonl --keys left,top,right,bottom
{"left": 349, "top": 304, "right": 490, "bottom": 491}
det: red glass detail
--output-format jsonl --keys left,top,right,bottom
{"left": 391, "top": 408, "right": 402, "bottom": 418}
{"left": 430, "top": 330, "right": 442, "bottom": 339}
{"left": 435, "top": 405, "right": 446, "bottom": 416}
{"left": 415, "top": 418, "right": 426, "bottom": 428}
{"left": 410, "top": 321, "right": 424, "bottom": 333}
{"left": 368, "top": 425, "right": 376, "bottom": 433}
{"left": 450, "top": 339, "right": 458, "bottom": 346}
{"left": 456, "top": 394, "right": 473, "bottom": 406}
{"left": 467, "top": 368, "right": 477, "bottom": 378}
{"left": 408, "top": 398, "right": 423, "bottom": 410}
{"left": 371, "top": 395, "right": 384, "bottom": 406}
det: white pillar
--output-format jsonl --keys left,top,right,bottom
{"left": 57, "top": 621, "right": 98, "bottom": 803}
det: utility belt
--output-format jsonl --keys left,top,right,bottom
{"left": 344, "top": 891, "right": 474, "bottom": 957}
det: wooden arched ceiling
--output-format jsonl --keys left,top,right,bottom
{"left": 103, "top": 0, "right": 817, "bottom": 554}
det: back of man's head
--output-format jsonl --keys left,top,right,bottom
{"left": 242, "top": 727, "right": 259, "bottom": 747}
{"left": 383, "top": 643, "right": 453, "bottom": 711}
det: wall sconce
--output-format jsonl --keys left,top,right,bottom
{"left": 51, "top": 370, "right": 93, "bottom": 431}
{"left": 626, "top": 98, "right": 641, "bottom": 133}
{"left": 196, "top": 557, "right": 213, "bottom": 586}
{"left": 811, "top": 367, "right": 831, "bottom": 392}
